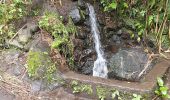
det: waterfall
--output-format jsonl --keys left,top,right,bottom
{"left": 87, "top": 3, "right": 108, "bottom": 78}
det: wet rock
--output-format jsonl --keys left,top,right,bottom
{"left": 117, "top": 29, "right": 123, "bottom": 36}
{"left": 69, "top": 7, "right": 81, "bottom": 24}
{"left": 78, "top": 0, "right": 86, "bottom": 9}
{"left": 72, "top": 38, "right": 84, "bottom": 48}
{"left": 80, "top": 49, "right": 96, "bottom": 60}
{"left": 81, "top": 59, "right": 93, "bottom": 75}
{"left": 77, "top": 28, "right": 87, "bottom": 39}
{"left": 112, "top": 35, "right": 121, "bottom": 43}
{"left": 108, "top": 48, "right": 150, "bottom": 81}
{"left": 119, "top": 28, "right": 132, "bottom": 40}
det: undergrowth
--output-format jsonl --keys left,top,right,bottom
{"left": 26, "top": 51, "right": 57, "bottom": 83}
{"left": 100, "top": 0, "right": 170, "bottom": 52}
{"left": 0, "top": 0, "right": 31, "bottom": 47}
{"left": 38, "top": 11, "right": 77, "bottom": 69}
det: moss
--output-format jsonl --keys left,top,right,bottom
{"left": 26, "top": 51, "right": 57, "bottom": 83}
{"left": 38, "top": 11, "right": 77, "bottom": 69}
{"left": 70, "top": 81, "right": 93, "bottom": 95}
{"left": 0, "top": 1, "right": 31, "bottom": 47}
{"left": 96, "top": 86, "right": 109, "bottom": 100}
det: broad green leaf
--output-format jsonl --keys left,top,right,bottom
{"left": 155, "top": 90, "right": 160, "bottom": 95}
{"left": 157, "top": 77, "right": 164, "bottom": 87}
{"left": 109, "top": 2, "right": 117, "bottom": 9}
{"left": 123, "top": 2, "right": 128, "bottom": 8}
{"left": 160, "top": 86, "right": 168, "bottom": 95}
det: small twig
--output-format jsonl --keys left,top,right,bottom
{"left": 21, "top": 69, "right": 27, "bottom": 80}
{"left": 138, "top": 56, "right": 152, "bottom": 78}
{"left": 59, "top": 0, "right": 62, "bottom": 6}
{"left": 152, "top": 95, "right": 158, "bottom": 100}
{"left": 9, "top": 24, "right": 27, "bottom": 42}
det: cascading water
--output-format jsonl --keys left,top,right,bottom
{"left": 87, "top": 3, "right": 108, "bottom": 78}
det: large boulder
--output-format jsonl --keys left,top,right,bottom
{"left": 108, "top": 48, "right": 151, "bottom": 81}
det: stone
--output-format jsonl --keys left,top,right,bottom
{"left": 72, "top": 38, "right": 84, "bottom": 48}
{"left": 27, "top": 23, "right": 39, "bottom": 33}
{"left": 78, "top": 0, "right": 86, "bottom": 9}
{"left": 18, "top": 22, "right": 39, "bottom": 44}
{"left": 48, "top": 82, "right": 60, "bottom": 90}
{"left": 31, "top": 80, "right": 42, "bottom": 92}
{"left": 108, "top": 48, "right": 150, "bottom": 81}
{"left": 69, "top": 7, "right": 81, "bottom": 24}
{"left": 0, "top": 49, "right": 25, "bottom": 77}
{"left": 27, "top": 34, "right": 51, "bottom": 53}
{"left": 77, "top": 28, "right": 86, "bottom": 39}
{"left": 112, "top": 35, "right": 120, "bottom": 42}
{"left": 8, "top": 39, "right": 24, "bottom": 49}
{"left": 18, "top": 27, "right": 32, "bottom": 44}
{"left": 81, "top": 59, "right": 93, "bottom": 75}
{"left": 84, "top": 18, "right": 90, "bottom": 26}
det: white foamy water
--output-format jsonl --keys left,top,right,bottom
{"left": 87, "top": 3, "right": 108, "bottom": 78}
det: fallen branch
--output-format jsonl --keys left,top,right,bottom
{"left": 9, "top": 24, "right": 27, "bottom": 42}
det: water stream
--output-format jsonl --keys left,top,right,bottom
{"left": 87, "top": 3, "right": 108, "bottom": 78}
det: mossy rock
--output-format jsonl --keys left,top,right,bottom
{"left": 26, "top": 51, "right": 57, "bottom": 83}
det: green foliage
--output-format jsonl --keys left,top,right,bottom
{"left": 38, "top": 11, "right": 77, "bottom": 68}
{"left": 100, "top": 0, "right": 128, "bottom": 12}
{"left": 45, "top": 64, "right": 57, "bottom": 83}
{"left": 155, "top": 77, "right": 170, "bottom": 99}
{"left": 27, "top": 51, "right": 42, "bottom": 78}
{"left": 0, "top": 0, "right": 31, "bottom": 46}
{"left": 71, "top": 81, "right": 93, "bottom": 94}
{"left": 100, "top": 0, "right": 170, "bottom": 51}
{"left": 132, "top": 94, "right": 142, "bottom": 100}
{"left": 111, "top": 90, "right": 122, "bottom": 100}
{"left": 26, "top": 51, "right": 57, "bottom": 83}
{"left": 96, "top": 86, "right": 108, "bottom": 100}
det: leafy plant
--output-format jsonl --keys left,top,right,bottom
{"left": 39, "top": 11, "right": 77, "bottom": 68}
{"left": 96, "top": 86, "right": 108, "bottom": 100}
{"left": 132, "top": 94, "right": 142, "bottom": 100}
{"left": 0, "top": 0, "right": 31, "bottom": 46}
{"left": 111, "top": 90, "right": 122, "bottom": 100}
{"left": 26, "top": 51, "right": 43, "bottom": 78}
{"left": 71, "top": 81, "right": 93, "bottom": 94}
{"left": 100, "top": 0, "right": 170, "bottom": 52}
{"left": 26, "top": 51, "right": 57, "bottom": 83}
{"left": 155, "top": 77, "right": 170, "bottom": 99}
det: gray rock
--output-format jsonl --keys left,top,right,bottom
{"left": 108, "top": 48, "right": 150, "bottom": 81}
{"left": 27, "top": 23, "right": 39, "bottom": 33}
{"left": 69, "top": 7, "right": 81, "bottom": 24}
{"left": 48, "top": 82, "right": 59, "bottom": 90}
{"left": 8, "top": 39, "right": 24, "bottom": 49}
{"left": 18, "top": 27, "right": 32, "bottom": 44}
{"left": 0, "top": 49, "right": 24, "bottom": 77}
{"left": 25, "top": 34, "right": 50, "bottom": 53}
{"left": 31, "top": 80, "right": 42, "bottom": 92}
{"left": 78, "top": 0, "right": 86, "bottom": 9}
{"left": 82, "top": 59, "right": 93, "bottom": 75}
{"left": 18, "top": 23, "right": 39, "bottom": 44}
{"left": 112, "top": 35, "right": 120, "bottom": 42}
